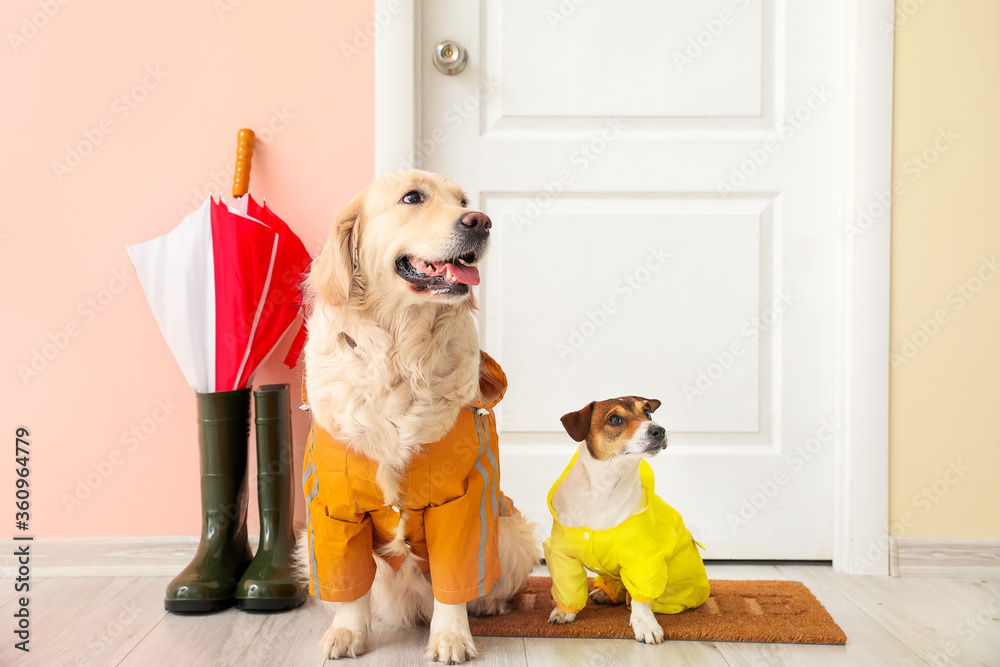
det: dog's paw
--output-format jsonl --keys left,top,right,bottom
{"left": 320, "top": 625, "right": 368, "bottom": 659}
{"left": 425, "top": 630, "right": 478, "bottom": 664}
{"left": 547, "top": 607, "right": 577, "bottom": 624}
{"left": 589, "top": 587, "right": 616, "bottom": 605}
{"left": 630, "top": 611, "right": 664, "bottom": 644}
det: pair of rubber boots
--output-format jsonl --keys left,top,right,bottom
{"left": 165, "top": 384, "right": 305, "bottom": 612}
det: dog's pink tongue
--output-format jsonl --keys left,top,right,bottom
{"left": 443, "top": 262, "right": 480, "bottom": 286}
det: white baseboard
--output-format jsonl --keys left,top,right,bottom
{"left": 2, "top": 536, "right": 260, "bottom": 578}
{"left": 890, "top": 537, "right": 1000, "bottom": 577}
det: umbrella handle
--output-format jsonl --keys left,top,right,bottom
{"left": 233, "top": 128, "right": 255, "bottom": 198}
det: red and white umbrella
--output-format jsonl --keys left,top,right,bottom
{"left": 127, "top": 130, "right": 310, "bottom": 393}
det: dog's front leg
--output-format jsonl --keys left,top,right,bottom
{"left": 321, "top": 591, "right": 371, "bottom": 659}
{"left": 629, "top": 601, "right": 664, "bottom": 644}
{"left": 425, "top": 599, "right": 478, "bottom": 664}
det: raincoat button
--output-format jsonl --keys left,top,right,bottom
{"left": 583, "top": 532, "right": 590, "bottom": 540}
{"left": 391, "top": 505, "right": 400, "bottom": 513}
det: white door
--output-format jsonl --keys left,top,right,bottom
{"left": 395, "top": 1, "right": 854, "bottom": 560}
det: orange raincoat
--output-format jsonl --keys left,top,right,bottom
{"left": 302, "top": 352, "right": 514, "bottom": 605}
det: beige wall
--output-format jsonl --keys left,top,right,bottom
{"left": 889, "top": 0, "right": 1000, "bottom": 538}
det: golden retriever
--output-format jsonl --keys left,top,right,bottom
{"left": 298, "top": 169, "right": 539, "bottom": 663}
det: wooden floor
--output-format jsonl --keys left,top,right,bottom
{"left": 6, "top": 563, "right": 999, "bottom": 666}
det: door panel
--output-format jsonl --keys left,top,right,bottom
{"left": 488, "top": 197, "right": 766, "bottom": 436}
{"left": 495, "top": 0, "right": 764, "bottom": 119}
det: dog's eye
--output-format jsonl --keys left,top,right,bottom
{"left": 401, "top": 190, "right": 424, "bottom": 204}
{"left": 608, "top": 414, "right": 623, "bottom": 426}
{"left": 643, "top": 409, "right": 652, "bottom": 419}
{"left": 460, "top": 198, "right": 468, "bottom": 207}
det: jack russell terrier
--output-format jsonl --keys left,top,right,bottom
{"left": 544, "top": 396, "right": 710, "bottom": 644}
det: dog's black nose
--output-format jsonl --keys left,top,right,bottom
{"left": 459, "top": 211, "right": 492, "bottom": 231}
{"left": 648, "top": 426, "right": 666, "bottom": 440}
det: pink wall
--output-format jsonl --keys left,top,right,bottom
{"left": 1, "top": 0, "right": 375, "bottom": 537}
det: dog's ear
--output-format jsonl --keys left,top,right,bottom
{"left": 306, "top": 194, "right": 363, "bottom": 306}
{"left": 560, "top": 402, "right": 595, "bottom": 442}
{"left": 634, "top": 397, "right": 662, "bottom": 414}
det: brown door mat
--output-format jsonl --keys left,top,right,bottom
{"left": 468, "top": 577, "right": 846, "bottom": 645}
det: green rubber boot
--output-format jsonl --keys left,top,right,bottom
{"left": 165, "top": 388, "right": 253, "bottom": 613}
{"left": 236, "top": 384, "right": 306, "bottom": 611}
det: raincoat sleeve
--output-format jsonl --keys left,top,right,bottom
{"left": 543, "top": 527, "right": 589, "bottom": 614}
{"left": 619, "top": 524, "right": 678, "bottom": 604}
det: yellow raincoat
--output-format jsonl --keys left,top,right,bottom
{"left": 543, "top": 452, "right": 710, "bottom": 614}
